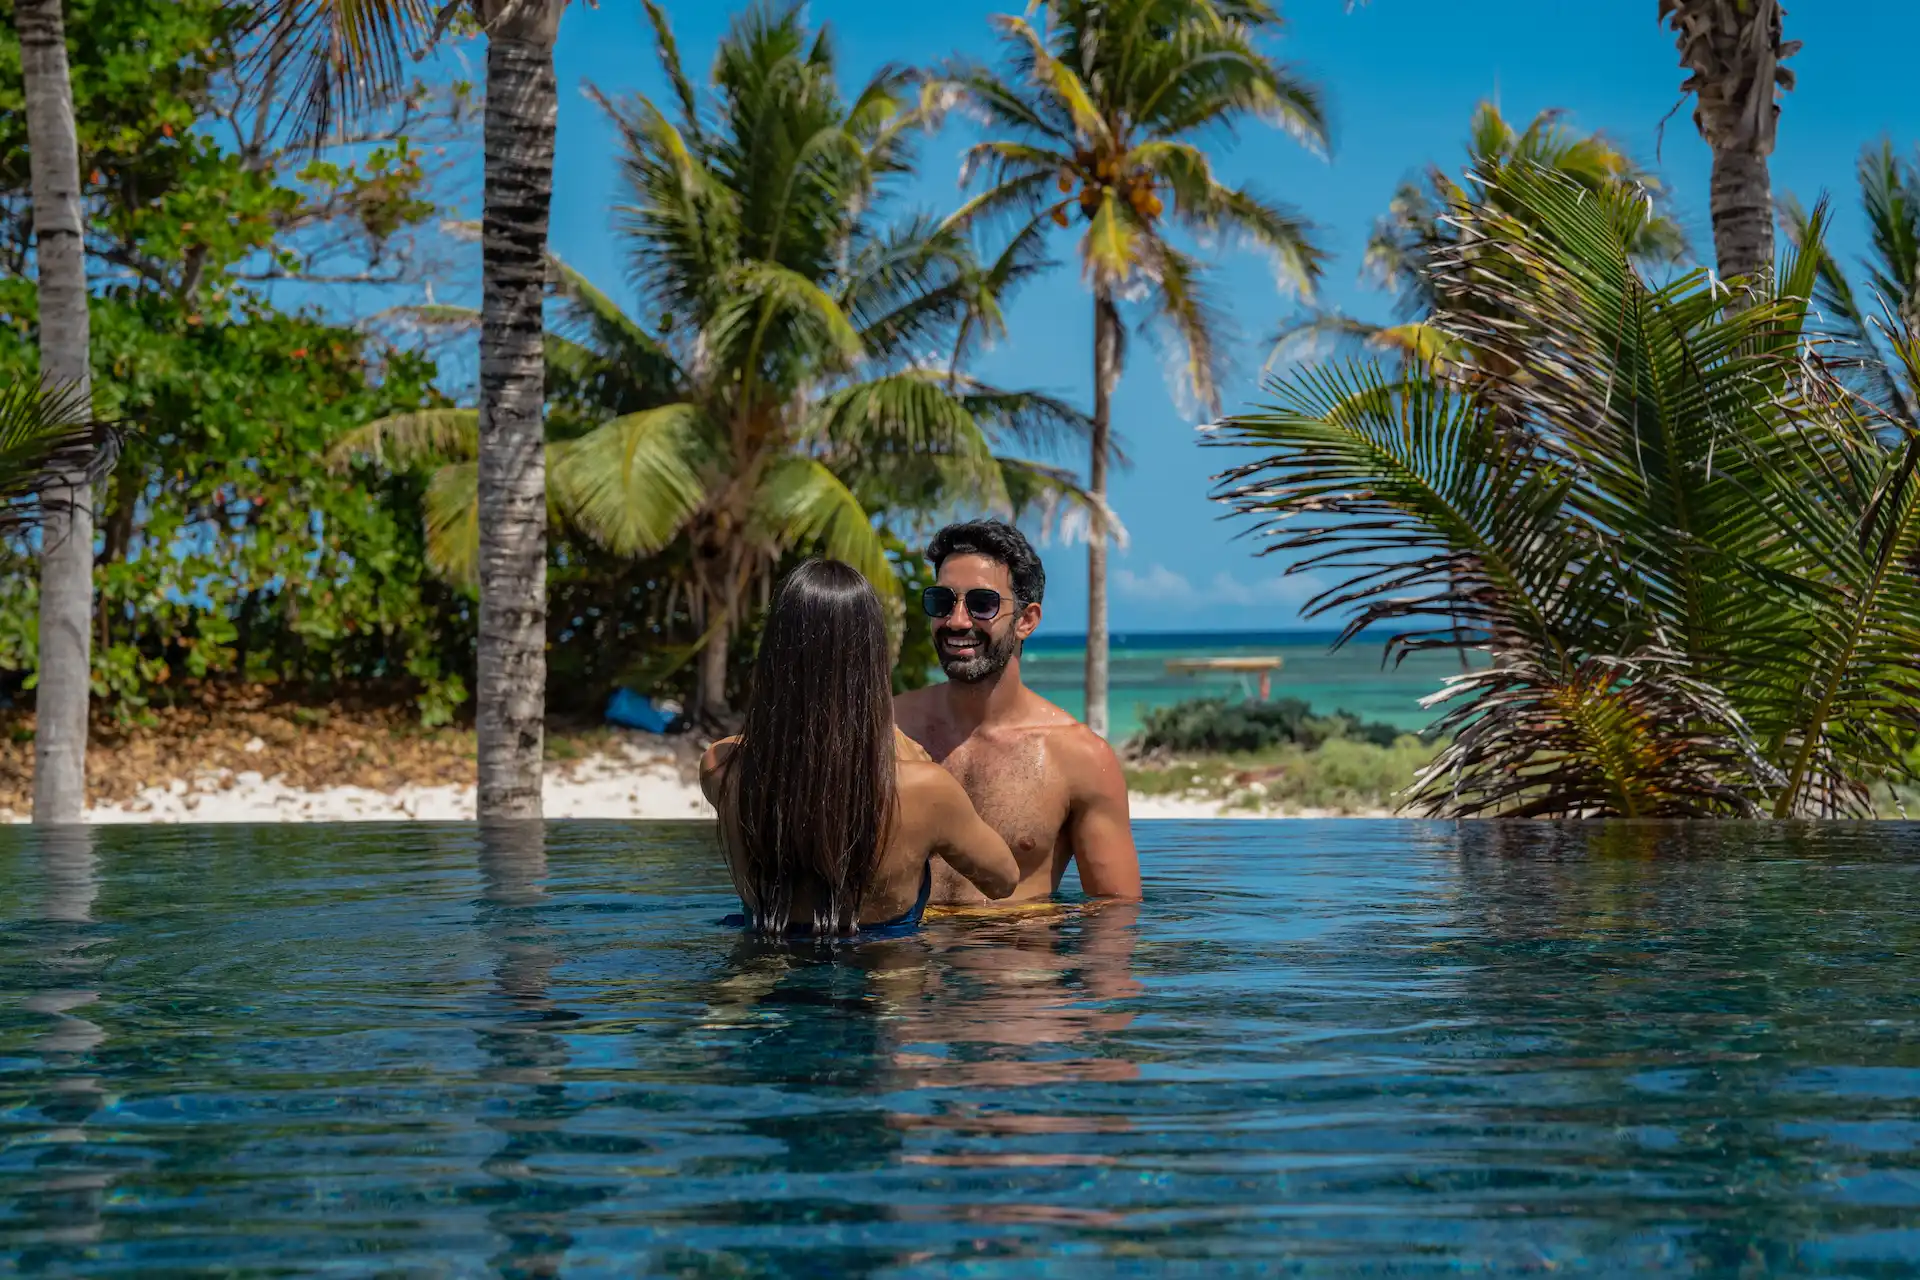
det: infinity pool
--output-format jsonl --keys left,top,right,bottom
{"left": 2, "top": 821, "right": 1918, "bottom": 1275}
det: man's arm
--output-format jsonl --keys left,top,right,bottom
{"left": 1067, "top": 733, "right": 1142, "bottom": 900}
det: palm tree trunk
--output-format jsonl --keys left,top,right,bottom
{"left": 475, "top": 4, "right": 562, "bottom": 819}
{"left": 1085, "top": 292, "right": 1120, "bottom": 740}
{"left": 18, "top": 0, "right": 92, "bottom": 824}
{"left": 692, "top": 551, "right": 735, "bottom": 722}
{"left": 1708, "top": 141, "right": 1773, "bottom": 288}
{"left": 1663, "top": 0, "right": 1795, "bottom": 289}
{"left": 697, "top": 620, "right": 730, "bottom": 721}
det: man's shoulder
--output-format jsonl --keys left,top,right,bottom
{"left": 1059, "top": 721, "right": 1125, "bottom": 766}
{"left": 1031, "top": 710, "right": 1125, "bottom": 782}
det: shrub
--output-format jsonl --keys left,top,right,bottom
{"left": 1130, "top": 696, "right": 1409, "bottom": 756}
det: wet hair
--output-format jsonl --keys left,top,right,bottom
{"left": 927, "top": 518, "right": 1046, "bottom": 606}
{"left": 723, "top": 560, "right": 896, "bottom": 936}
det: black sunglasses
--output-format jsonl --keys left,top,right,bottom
{"left": 922, "top": 586, "right": 1022, "bottom": 622}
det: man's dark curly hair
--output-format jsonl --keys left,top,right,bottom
{"left": 927, "top": 519, "right": 1046, "bottom": 606}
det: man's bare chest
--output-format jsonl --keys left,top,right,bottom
{"left": 939, "top": 735, "right": 1070, "bottom": 862}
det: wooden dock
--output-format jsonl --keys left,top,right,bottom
{"left": 1164, "top": 656, "right": 1284, "bottom": 702}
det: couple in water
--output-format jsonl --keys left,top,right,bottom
{"left": 701, "top": 519, "right": 1141, "bottom": 936}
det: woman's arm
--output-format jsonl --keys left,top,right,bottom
{"left": 916, "top": 766, "right": 1019, "bottom": 899}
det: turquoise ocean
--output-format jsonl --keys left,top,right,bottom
{"left": 992, "top": 629, "right": 1471, "bottom": 743}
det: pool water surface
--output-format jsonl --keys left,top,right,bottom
{"left": 2, "top": 821, "right": 1918, "bottom": 1275}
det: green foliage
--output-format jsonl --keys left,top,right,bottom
{"left": 0, "top": 0, "right": 463, "bottom": 724}
{"left": 886, "top": 527, "right": 937, "bottom": 694}
{"left": 1215, "top": 163, "right": 1920, "bottom": 818}
{"left": 1132, "top": 696, "right": 1406, "bottom": 755}
{"left": 0, "top": 284, "right": 469, "bottom": 723}
{"left": 0, "top": 0, "right": 444, "bottom": 294}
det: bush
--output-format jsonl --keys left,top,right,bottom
{"left": 1130, "top": 696, "right": 1410, "bottom": 756}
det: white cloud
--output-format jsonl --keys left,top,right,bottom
{"left": 1112, "top": 563, "right": 1320, "bottom": 610}
{"left": 1112, "top": 564, "right": 1197, "bottom": 600}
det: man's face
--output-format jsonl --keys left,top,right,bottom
{"left": 931, "top": 553, "right": 1040, "bottom": 683}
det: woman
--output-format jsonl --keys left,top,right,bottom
{"left": 701, "top": 560, "right": 1018, "bottom": 936}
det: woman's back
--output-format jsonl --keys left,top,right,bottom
{"left": 698, "top": 559, "right": 1017, "bottom": 937}
{"left": 703, "top": 734, "right": 1016, "bottom": 931}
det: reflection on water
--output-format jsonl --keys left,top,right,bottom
{"left": 1, "top": 820, "right": 1918, "bottom": 1275}
{"left": 9, "top": 827, "right": 110, "bottom": 1267}
{"left": 474, "top": 821, "right": 600, "bottom": 1280}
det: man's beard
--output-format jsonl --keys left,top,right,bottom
{"left": 937, "top": 624, "right": 1021, "bottom": 683}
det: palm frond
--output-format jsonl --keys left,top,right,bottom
{"left": 0, "top": 380, "right": 120, "bottom": 532}
{"left": 422, "top": 458, "right": 480, "bottom": 587}
{"left": 1410, "top": 649, "right": 1776, "bottom": 818}
{"left": 550, "top": 404, "right": 714, "bottom": 558}
{"left": 547, "top": 250, "right": 687, "bottom": 395}
{"left": 754, "top": 457, "right": 899, "bottom": 596}
{"left": 328, "top": 408, "right": 479, "bottom": 472}
{"left": 1215, "top": 157, "right": 1920, "bottom": 816}
{"left": 996, "top": 456, "right": 1127, "bottom": 549}
{"left": 940, "top": 59, "right": 1075, "bottom": 146}
{"left": 1142, "top": 239, "right": 1231, "bottom": 415}
{"left": 806, "top": 371, "right": 996, "bottom": 456}
{"left": 240, "top": 0, "right": 435, "bottom": 148}
{"left": 710, "top": 261, "right": 864, "bottom": 375}
{"left": 640, "top": 0, "right": 702, "bottom": 138}
{"left": 994, "top": 14, "right": 1111, "bottom": 150}
{"left": 1211, "top": 361, "right": 1590, "bottom": 658}
{"left": 1082, "top": 189, "right": 1144, "bottom": 289}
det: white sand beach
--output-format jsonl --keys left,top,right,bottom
{"left": 19, "top": 739, "right": 1380, "bottom": 823}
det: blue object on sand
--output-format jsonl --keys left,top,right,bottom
{"left": 605, "top": 687, "right": 677, "bottom": 733}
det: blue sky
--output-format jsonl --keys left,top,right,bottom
{"left": 523, "top": 0, "right": 1920, "bottom": 634}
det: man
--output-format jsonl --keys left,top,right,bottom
{"left": 895, "top": 519, "right": 1142, "bottom": 904}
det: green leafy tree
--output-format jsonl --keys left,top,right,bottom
{"left": 0, "top": 283, "right": 466, "bottom": 724}
{"left": 945, "top": 0, "right": 1329, "bottom": 738}
{"left": 0, "top": 0, "right": 469, "bottom": 728}
{"left": 341, "top": 4, "right": 1095, "bottom": 721}
{"left": 1214, "top": 164, "right": 1920, "bottom": 818}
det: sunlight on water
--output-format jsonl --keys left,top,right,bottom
{"left": 2, "top": 821, "right": 1918, "bottom": 1275}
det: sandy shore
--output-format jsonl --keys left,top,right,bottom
{"left": 17, "top": 741, "right": 1382, "bottom": 823}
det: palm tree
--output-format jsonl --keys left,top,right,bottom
{"left": 1276, "top": 103, "right": 1686, "bottom": 369}
{"left": 337, "top": 4, "right": 1094, "bottom": 722}
{"left": 1782, "top": 140, "right": 1920, "bottom": 429}
{"left": 945, "top": 0, "right": 1328, "bottom": 739}
{"left": 1661, "top": 0, "right": 1800, "bottom": 288}
{"left": 250, "top": 0, "right": 570, "bottom": 816}
{"left": 1213, "top": 163, "right": 1920, "bottom": 818}
{"left": 14, "top": 0, "right": 93, "bottom": 823}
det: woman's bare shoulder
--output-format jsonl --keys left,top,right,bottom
{"left": 699, "top": 736, "right": 741, "bottom": 803}
{"left": 896, "top": 759, "right": 969, "bottom": 811}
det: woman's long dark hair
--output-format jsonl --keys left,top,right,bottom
{"left": 723, "top": 559, "right": 897, "bottom": 936}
